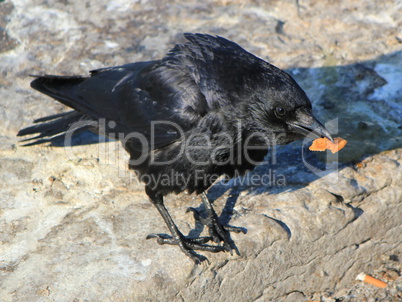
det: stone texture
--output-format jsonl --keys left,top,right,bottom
{"left": 1, "top": 0, "right": 401, "bottom": 301}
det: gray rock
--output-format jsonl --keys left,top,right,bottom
{"left": 1, "top": 0, "right": 401, "bottom": 301}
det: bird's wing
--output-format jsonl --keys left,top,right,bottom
{"left": 20, "top": 34, "right": 265, "bottom": 148}
{"left": 23, "top": 60, "right": 211, "bottom": 149}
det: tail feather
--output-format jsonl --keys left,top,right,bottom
{"left": 18, "top": 75, "right": 100, "bottom": 146}
{"left": 17, "top": 111, "right": 94, "bottom": 146}
{"left": 33, "top": 111, "right": 76, "bottom": 123}
{"left": 30, "top": 76, "right": 91, "bottom": 113}
{"left": 19, "top": 67, "right": 144, "bottom": 145}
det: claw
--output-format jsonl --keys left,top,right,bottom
{"left": 224, "top": 225, "right": 247, "bottom": 234}
{"left": 187, "top": 236, "right": 214, "bottom": 244}
{"left": 146, "top": 233, "right": 170, "bottom": 240}
{"left": 146, "top": 232, "right": 226, "bottom": 253}
{"left": 147, "top": 190, "right": 245, "bottom": 263}
{"left": 199, "top": 192, "right": 245, "bottom": 256}
{"left": 186, "top": 207, "right": 222, "bottom": 243}
{"left": 146, "top": 233, "right": 177, "bottom": 245}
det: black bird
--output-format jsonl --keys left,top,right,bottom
{"left": 18, "top": 33, "right": 333, "bottom": 263}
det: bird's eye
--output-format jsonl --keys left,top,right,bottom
{"left": 275, "top": 107, "right": 286, "bottom": 118}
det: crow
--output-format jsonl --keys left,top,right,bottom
{"left": 18, "top": 33, "right": 333, "bottom": 263}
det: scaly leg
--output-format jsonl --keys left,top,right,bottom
{"left": 145, "top": 189, "right": 226, "bottom": 264}
{"left": 187, "top": 192, "right": 246, "bottom": 255}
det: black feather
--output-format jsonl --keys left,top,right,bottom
{"left": 18, "top": 34, "right": 331, "bottom": 263}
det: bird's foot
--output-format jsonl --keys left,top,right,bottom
{"left": 186, "top": 207, "right": 246, "bottom": 255}
{"left": 146, "top": 232, "right": 226, "bottom": 264}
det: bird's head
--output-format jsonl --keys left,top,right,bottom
{"left": 243, "top": 67, "right": 333, "bottom": 146}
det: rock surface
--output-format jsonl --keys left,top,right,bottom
{"left": 1, "top": 0, "right": 401, "bottom": 301}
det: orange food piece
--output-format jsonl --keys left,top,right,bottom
{"left": 309, "top": 137, "right": 347, "bottom": 153}
{"left": 309, "top": 138, "right": 328, "bottom": 151}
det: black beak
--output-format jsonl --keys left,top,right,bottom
{"left": 288, "top": 109, "right": 334, "bottom": 142}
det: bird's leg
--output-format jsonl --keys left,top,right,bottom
{"left": 145, "top": 188, "right": 226, "bottom": 264}
{"left": 187, "top": 192, "right": 246, "bottom": 255}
